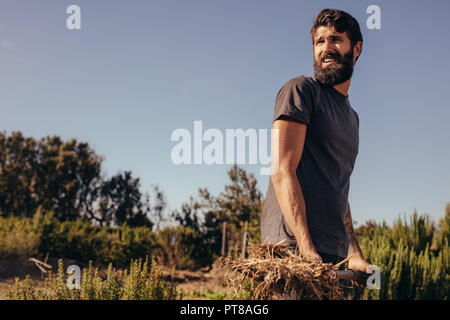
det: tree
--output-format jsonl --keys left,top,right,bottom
{"left": 0, "top": 131, "right": 159, "bottom": 228}
{"left": 193, "top": 165, "right": 264, "bottom": 258}
{"left": 97, "top": 171, "right": 153, "bottom": 228}
{"left": 34, "top": 136, "right": 103, "bottom": 221}
{"left": 150, "top": 184, "right": 167, "bottom": 231}
{"left": 171, "top": 196, "right": 202, "bottom": 233}
{"left": 0, "top": 131, "right": 39, "bottom": 218}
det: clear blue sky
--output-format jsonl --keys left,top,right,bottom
{"left": 1, "top": 0, "right": 449, "bottom": 226}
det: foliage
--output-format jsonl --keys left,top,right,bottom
{"left": 349, "top": 206, "right": 450, "bottom": 300}
{"left": 0, "top": 215, "right": 40, "bottom": 259}
{"left": 7, "top": 258, "right": 178, "bottom": 300}
{"left": 0, "top": 131, "right": 102, "bottom": 221}
{"left": 192, "top": 165, "right": 264, "bottom": 259}
{"left": 183, "top": 288, "right": 234, "bottom": 300}
{"left": 154, "top": 225, "right": 214, "bottom": 270}
{"left": 97, "top": 171, "right": 153, "bottom": 228}
{"left": 0, "top": 210, "right": 158, "bottom": 268}
{"left": 0, "top": 131, "right": 156, "bottom": 227}
{"left": 2, "top": 204, "right": 449, "bottom": 299}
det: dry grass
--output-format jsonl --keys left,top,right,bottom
{"left": 221, "top": 242, "right": 349, "bottom": 300}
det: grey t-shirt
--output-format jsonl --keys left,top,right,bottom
{"left": 260, "top": 75, "right": 359, "bottom": 258}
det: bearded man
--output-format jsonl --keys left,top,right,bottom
{"left": 261, "top": 8, "right": 371, "bottom": 287}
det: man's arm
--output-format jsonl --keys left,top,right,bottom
{"left": 270, "top": 119, "right": 321, "bottom": 261}
{"left": 344, "top": 202, "right": 364, "bottom": 258}
{"left": 345, "top": 202, "right": 372, "bottom": 286}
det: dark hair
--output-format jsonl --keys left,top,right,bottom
{"left": 310, "top": 9, "right": 363, "bottom": 60}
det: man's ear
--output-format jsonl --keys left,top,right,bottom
{"left": 353, "top": 41, "right": 363, "bottom": 63}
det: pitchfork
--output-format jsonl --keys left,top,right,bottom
{"left": 332, "top": 269, "right": 373, "bottom": 287}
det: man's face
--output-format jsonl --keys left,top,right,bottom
{"left": 313, "top": 26, "right": 357, "bottom": 86}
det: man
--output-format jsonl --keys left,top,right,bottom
{"left": 261, "top": 8, "right": 371, "bottom": 287}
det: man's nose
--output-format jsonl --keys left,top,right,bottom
{"left": 323, "top": 39, "right": 335, "bottom": 52}
{"left": 321, "top": 44, "right": 337, "bottom": 59}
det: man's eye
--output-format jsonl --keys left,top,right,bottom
{"left": 316, "top": 40, "right": 324, "bottom": 44}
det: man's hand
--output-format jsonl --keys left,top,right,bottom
{"left": 348, "top": 255, "right": 372, "bottom": 287}
{"left": 299, "top": 246, "right": 322, "bottom": 263}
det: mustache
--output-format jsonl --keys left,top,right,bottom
{"left": 321, "top": 52, "right": 342, "bottom": 61}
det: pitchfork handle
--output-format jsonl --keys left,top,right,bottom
{"left": 334, "top": 269, "right": 371, "bottom": 281}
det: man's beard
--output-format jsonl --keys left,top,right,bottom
{"left": 314, "top": 49, "right": 354, "bottom": 86}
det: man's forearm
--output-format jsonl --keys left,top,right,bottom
{"left": 344, "top": 202, "right": 364, "bottom": 258}
{"left": 271, "top": 171, "right": 316, "bottom": 253}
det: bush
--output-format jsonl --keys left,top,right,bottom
{"left": 0, "top": 209, "right": 158, "bottom": 268}
{"left": 8, "top": 257, "right": 178, "bottom": 300}
{"left": 0, "top": 215, "right": 40, "bottom": 259}
{"left": 349, "top": 209, "right": 449, "bottom": 300}
{"left": 154, "top": 226, "right": 214, "bottom": 270}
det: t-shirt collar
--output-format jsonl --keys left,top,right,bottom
{"left": 313, "top": 76, "right": 349, "bottom": 100}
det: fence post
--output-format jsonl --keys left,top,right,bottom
{"left": 241, "top": 221, "right": 248, "bottom": 258}
{"left": 227, "top": 239, "right": 233, "bottom": 257}
{"left": 221, "top": 222, "right": 227, "bottom": 256}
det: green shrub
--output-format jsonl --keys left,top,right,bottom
{"left": 155, "top": 226, "right": 214, "bottom": 270}
{"left": 1, "top": 210, "right": 158, "bottom": 268}
{"left": 8, "top": 257, "right": 178, "bottom": 300}
{"left": 0, "top": 216, "right": 40, "bottom": 259}
{"left": 349, "top": 209, "right": 450, "bottom": 300}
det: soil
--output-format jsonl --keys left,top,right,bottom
{"left": 159, "top": 260, "right": 232, "bottom": 299}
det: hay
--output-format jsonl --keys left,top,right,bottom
{"left": 220, "top": 242, "right": 349, "bottom": 300}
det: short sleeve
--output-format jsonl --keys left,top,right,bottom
{"left": 272, "top": 76, "right": 316, "bottom": 126}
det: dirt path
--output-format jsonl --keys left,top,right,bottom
{"left": 159, "top": 260, "right": 233, "bottom": 299}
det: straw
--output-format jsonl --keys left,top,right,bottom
{"left": 220, "top": 242, "right": 346, "bottom": 300}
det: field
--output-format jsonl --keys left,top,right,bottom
{"left": 0, "top": 204, "right": 449, "bottom": 300}
{"left": 0, "top": 256, "right": 233, "bottom": 300}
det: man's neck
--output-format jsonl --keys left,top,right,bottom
{"left": 333, "top": 78, "right": 351, "bottom": 97}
